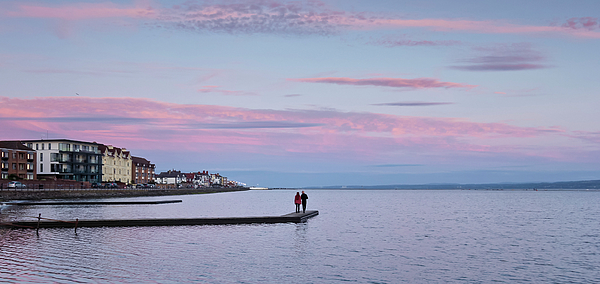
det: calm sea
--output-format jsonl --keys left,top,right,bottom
{"left": 1, "top": 189, "right": 599, "bottom": 283}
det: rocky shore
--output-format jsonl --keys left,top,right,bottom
{"left": 0, "top": 187, "right": 249, "bottom": 201}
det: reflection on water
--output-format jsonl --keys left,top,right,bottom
{"left": 1, "top": 190, "right": 600, "bottom": 283}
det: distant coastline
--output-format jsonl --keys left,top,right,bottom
{"left": 280, "top": 179, "right": 600, "bottom": 190}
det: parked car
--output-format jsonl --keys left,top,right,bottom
{"left": 105, "top": 182, "right": 118, "bottom": 189}
{"left": 91, "top": 182, "right": 102, "bottom": 188}
{"left": 8, "top": 181, "right": 27, "bottom": 189}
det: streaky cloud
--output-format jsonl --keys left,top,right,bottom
{"left": 451, "top": 43, "right": 549, "bottom": 72}
{"left": 4, "top": 1, "right": 600, "bottom": 38}
{"left": 0, "top": 96, "right": 570, "bottom": 162}
{"left": 372, "top": 164, "right": 424, "bottom": 167}
{"left": 374, "top": 39, "right": 461, "bottom": 47}
{"left": 373, "top": 102, "right": 454, "bottom": 106}
{"left": 0, "top": 116, "right": 149, "bottom": 124}
{"left": 198, "top": 86, "right": 259, "bottom": 96}
{"left": 291, "top": 77, "right": 476, "bottom": 89}
{"left": 184, "top": 121, "right": 324, "bottom": 129}
{"left": 3, "top": 2, "right": 156, "bottom": 20}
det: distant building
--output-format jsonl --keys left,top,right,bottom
{"left": 210, "top": 173, "right": 225, "bottom": 186}
{"left": 0, "top": 141, "right": 36, "bottom": 180}
{"left": 185, "top": 171, "right": 211, "bottom": 187}
{"left": 132, "top": 156, "right": 155, "bottom": 184}
{"left": 20, "top": 139, "right": 102, "bottom": 182}
{"left": 156, "top": 170, "right": 187, "bottom": 185}
{"left": 195, "top": 171, "right": 211, "bottom": 187}
{"left": 99, "top": 145, "right": 132, "bottom": 183}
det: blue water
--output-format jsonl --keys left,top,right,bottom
{"left": 1, "top": 189, "right": 599, "bottom": 283}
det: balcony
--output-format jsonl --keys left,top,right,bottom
{"left": 55, "top": 157, "right": 71, "bottom": 163}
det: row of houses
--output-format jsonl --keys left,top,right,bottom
{"left": 1, "top": 139, "right": 239, "bottom": 187}
{"left": 1, "top": 139, "right": 154, "bottom": 185}
{"left": 155, "top": 170, "right": 235, "bottom": 187}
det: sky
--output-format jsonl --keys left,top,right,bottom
{"left": 1, "top": 0, "right": 600, "bottom": 187}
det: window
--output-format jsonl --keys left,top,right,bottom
{"left": 27, "top": 143, "right": 33, "bottom": 148}
{"left": 40, "top": 164, "right": 44, "bottom": 172}
{"left": 48, "top": 143, "right": 51, "bottom": 150}
{"left": 59, "top": 143, "right": 70, "bottom": 151}
{"left": 40, "top": 153, "right": 43, "bottom": 162}
{"left": 36, "top": 144, "right": 39, "bottom": 150}
{"left": 12, "top": 163, "right": 16, "bottom": 169}
{"left": 41, "top": 143, "right": 44, "bottom": 150}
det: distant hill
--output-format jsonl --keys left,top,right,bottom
{"left": 302, "top": 179, "right": 600, "bottom": 190}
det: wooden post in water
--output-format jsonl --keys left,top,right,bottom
{"left": 74, "top": 218, "right": 78, "bottom": 235}
{"left": 36, "top": 213, "right": 41, "bottom": 235}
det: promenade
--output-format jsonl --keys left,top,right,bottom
{"left": 0, "top": 187, "right": 248, "bottom": 201}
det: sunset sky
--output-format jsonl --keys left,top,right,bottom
{"left": 1, "top": 0, "right": 600, "bottom": 187}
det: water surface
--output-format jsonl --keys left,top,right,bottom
{"left": 1, "top": 189, "right": 599, "bottom": 283}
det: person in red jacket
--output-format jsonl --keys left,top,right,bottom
{"left": 294, "top": 192, "right": 302, "bottom": 213}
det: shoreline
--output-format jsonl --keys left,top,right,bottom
{"left": 0, "top": 187, "right": 249, "bottom": 201}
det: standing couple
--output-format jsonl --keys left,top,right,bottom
{"left": 294, "top": 191, "right": 308, "bottom": 213}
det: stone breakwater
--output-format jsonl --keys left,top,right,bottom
{"left": 0, "top": 188, "right": 248, "bottom": 201}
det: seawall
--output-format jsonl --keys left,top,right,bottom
{"left": 0, "top": 188, "right": 248, "bottom": 201}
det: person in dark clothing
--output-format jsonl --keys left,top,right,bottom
{"left": 300, "top": 191, "right": 308, "bottom": 213}
{"left": 294, "top": 192, "right": 302, "bottom": 213}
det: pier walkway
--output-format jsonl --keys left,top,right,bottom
{"left": 1, "top": 210, "right": 319, "bottom": 229}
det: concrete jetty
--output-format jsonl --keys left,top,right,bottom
{"left": 1, "top": 210, "right": 319, "bottom": 229}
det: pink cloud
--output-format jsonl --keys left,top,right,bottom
{"left": 561, "top": 17, "right": 599, "bottom": 30}
{"left": 3, "top": 1, "right": 600, "bottom": 39}
{"left": 290, "top": 77, "right": 476, "bottom": 89}
{"left": 0, "top": 96, "right": 568, "bottom": 161}
{"left": 153, "top": 1, "right": 600, "bottom": 38}
{"left": 363, "top": 18, "right": 600, "bottom": 38}
{"left": 4, "top": 2, "right": 156, "bottom": 21}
